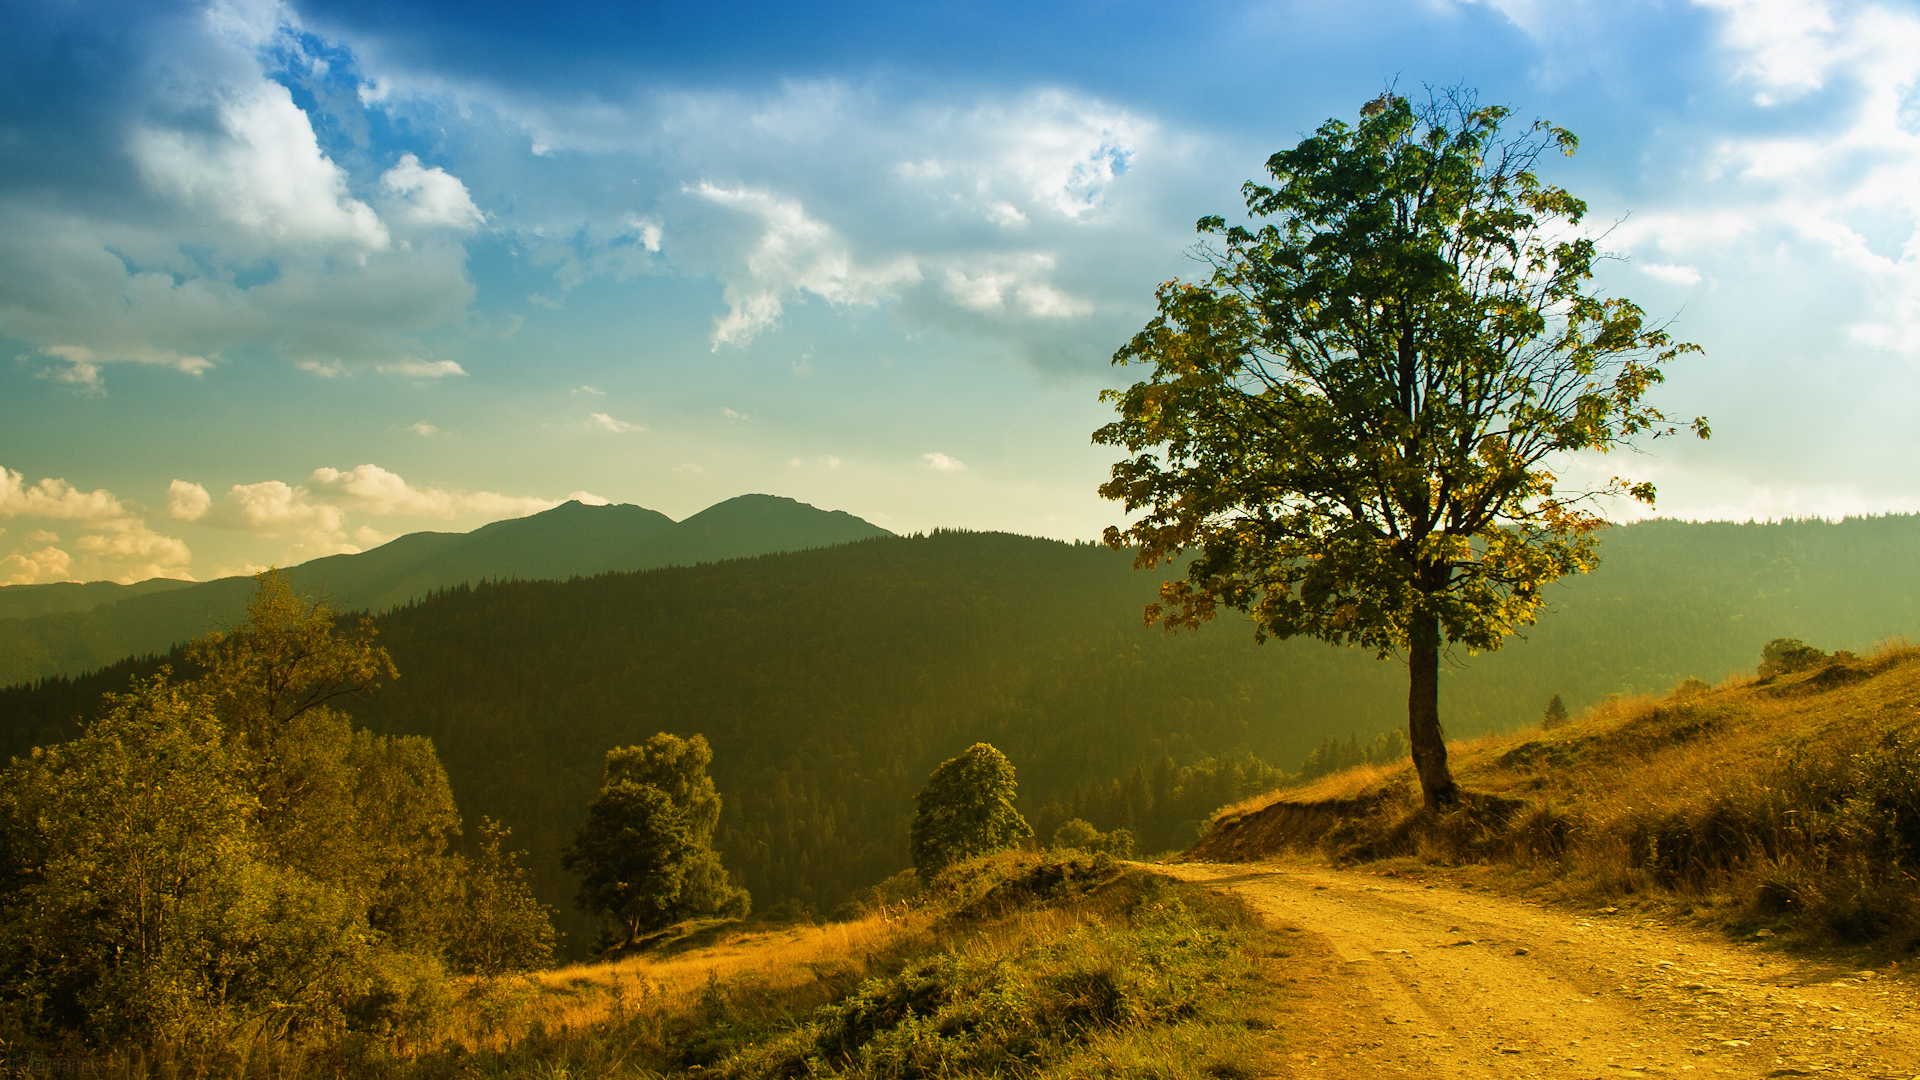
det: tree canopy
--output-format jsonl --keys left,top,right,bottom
{"left": 910, "top": 742, "right": 1033, "bottom": 874}
{"left": 562, "top": 733, "right": 750, "bottom": 948}
{"left": 1095, "top": 88, "right": 1707, "bottom": 809}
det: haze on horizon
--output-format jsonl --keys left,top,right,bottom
{"left": 3, "top": 0, "right": 1919, "bottom": 584}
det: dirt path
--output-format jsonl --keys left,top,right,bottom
{"left": 1164, "top": 861, "right": 1920, "bottom": 1080}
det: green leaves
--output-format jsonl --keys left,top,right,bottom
{"left": 561, "top": 733, "right": 750, "bottom": 946}
{"left": 910, "top": 743, "right": 1033, "bottom": 875}
{"left": 1094, "top": 86, "right": 1705, "bottom": 658}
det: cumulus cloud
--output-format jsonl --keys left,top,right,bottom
{"left": 0, "top": 469, "right": 130, "bottom": 521}
{"left": 306, "top": 464, "right": 559, "bottom": 519}
{"left": 168, "top": 479, "right": 213, "bottom": 521}
{"left": 0, "top": 4, "right": 482, "bottom": 386}
{"left": 923, "top": 452, "right": 967, "bottom": 471}
{"left": 589, "top": 412, "right": 646, "bottom": 432}
{"left": 175, "top": 463, "right": 570, "bottom": 564}
{"left": 1, "top": 547, "right": 74, "bottom": 586}
{"left": 130, "top": 83, "right": 389, "bottom": 250}
{"left": 380, "top": 154, "right": 486, "bottom": 231}
{"left": 0, "top": 468, "right": 194, "bottom": 583}
{"left": 410, "top": 421, "right": 439, "bottom": 436}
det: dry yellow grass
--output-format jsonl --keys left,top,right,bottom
{"left": 1194, "top": 641, "right": 1920, "bottom": 950}
{"left": 438, "top": 906, "right": 929, "bottom": 1052}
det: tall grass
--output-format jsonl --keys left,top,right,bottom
{"left": 1200, "top": 643, "right": 1920, "bottom": 952}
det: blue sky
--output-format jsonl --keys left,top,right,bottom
{"left": 3, "top": 0, "right": 1919, "bottom": 583}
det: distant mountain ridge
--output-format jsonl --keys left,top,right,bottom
{"left": 0, "top": 494, "right": 890, "bottom": 686}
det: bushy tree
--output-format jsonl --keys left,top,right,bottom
{"left": 910, "top": 743, "right": 1033, "bottom": 874}
{"left": 1095, "top": 88, "right": 1707, "bottom": 809}
{"left": 562, "top": 733, "right": 749, "bottom": 947}
{"left": 1759, "top": 638, "right": 1827, "bottom": 678}
{"left": 1049, "top": 819, "right": 1135, "bottom": 858}
{"left": 0, "top": 572, "right": 554, "bottom": 1054}
{"left": 0, "top": 674, "right": 371, "bottom": 1049}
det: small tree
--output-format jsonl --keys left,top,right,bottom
{"left": 1759, "top": 638, "right": 1826, "bottom": 678}
{"left": 449, "top": 818, "right": 556, "bottom": 977}
{"left": 1543, "top": 694, "right": 1569, "bottom": 729}
{"left": 910, "top": 743, "right": 1033, "bottom": 874}
{"left": 1095, "top": 88, "right": 1707, "bottom": 810}
{"left": 561, "top": 734, "right": 749, "bottom": 948}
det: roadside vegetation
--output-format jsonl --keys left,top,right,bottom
{"left": 1196, "top": 637, "right": 1920, "bottom": 955}
{"left": 54, "top": 851, "right": 1287, "bottom": 1079}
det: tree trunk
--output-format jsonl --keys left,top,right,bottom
{"left": 1407, "top": 615, "right": 1460, "bottom": 811}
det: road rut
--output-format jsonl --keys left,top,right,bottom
{"left": 1164, "top": 861, "right": 1919, "bottom": 1079}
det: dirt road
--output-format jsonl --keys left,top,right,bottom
{"left": 1164, "top": 861, "right": 1920, "bottom": 1080}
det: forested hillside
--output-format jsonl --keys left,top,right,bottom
{"left": 0, "top": 494, "right": 890, "bottom": 686}
{"left": 4, "top": 515, "right": 1917, "bottom": 954}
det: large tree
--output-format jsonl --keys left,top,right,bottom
{"left": 1094, "top": 89, "right": 1707, "bottom": 810}
{"left": 562, "top": 733, "right": 750, "bottom": 948}
{"left": 910, "top": 742, "right": 1032, "bottom": 874}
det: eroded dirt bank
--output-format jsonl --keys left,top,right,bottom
{"left": 1164, "top": 861, "right": 1919, "bottom": 1080}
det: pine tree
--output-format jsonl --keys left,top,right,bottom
{"left": 1543, "top": 694, "right": 1569, "bottom": 729}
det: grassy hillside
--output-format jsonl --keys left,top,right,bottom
{"left": 1195, "top": 640, "right": 1920, "bottom": 953}
{"left": 0, "top": 494, "right": 891, "bottom": 686}
{"left": 4, "top": 516, "right": 1918, "bottom": 955}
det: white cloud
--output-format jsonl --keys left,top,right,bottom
{"left": 307, "top": 464, "right": 559, "bottom": 519}
{"left": 566, "top": 490, "right": 611, "bottom": 505}
{"left": 1, "top": 546, "right": 73, "bottom": 586}
{"left": 721, "top": 406, "right": 749, "bottom": 421}
{"left": 130, "top": 82, "right": 389, "bottom": 250}
{"left": 168, "top": 479, "right": 213, "bottom": 521}
{"left": 0, "top": 468, "right": 195, "bottom": 582}
{"left": 0, "top": 469, "right": 129, "bottom": 521}
{"left": 1639, "top": 262, "right": 1704, "bottom": 286}
{"left": 689, "top": 181, "right": 922, "bottom": 348}
{"left": 380, "top": 154, "right": 486, "bottom": 231}
{"left": 377, "top": 358, "right": 467, "bottom": 379}
{"left": 923, "top": 452, "right": 968, "bottom": 471}
{"left": 410, "top": 421, "right": 440, "bottom": 436}
{"left": 589, "top": 412, "right": 646, "bottom": 432}
{"left": 572, "top": 385, "right": 606, "bottom": 395}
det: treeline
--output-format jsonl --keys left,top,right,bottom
{"left": 5, "top": 518, "right": 1920, "bottom": 955}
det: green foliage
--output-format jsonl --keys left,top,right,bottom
{"left": 0, "top": 572, "right": 556, "bottom": 1058}
{"left": 1049, "top": 819, "right": 1135, "bottom": 858}
{"left": 1759, "top": 637, "right": 1828, "bottom": 678}
{"left": 910, "top": 744, "right": 1033, "bottom": 874}
{"left": 1095, "top": 88, "right": 1706, "bottom": 808}
{"left": 448, "top": 818, "right": 557, "bottom": 977}
{"left": 562, "top": 733, "right": 750, "bottom": 946}
{"left": 1039, "top": 752, "right": 1291, "bottom": 857}
{"left": 0, "top": 674, "right": 373, "bottom": 1049}
{"left": 14, "top": 521, "right": 1920, "bottom": 953}
{"left": 1543, "top": 693, "right": 1569, "bottom": 728}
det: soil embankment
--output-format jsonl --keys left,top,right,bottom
{"left": 1166, "top": 860, "right": 1919, "bottom": 1079}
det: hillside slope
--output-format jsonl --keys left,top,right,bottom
{"left": 1193, "top": 641, "right": 1920, "bottom": 953}
{"left": 6, "top": 518, "right": 1919, "bottom": 956}
{"left": 0, "top": 494, "right": 890, "bottom": 685}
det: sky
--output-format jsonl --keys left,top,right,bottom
{"left": 3, "top": 0, "right": 1919, "bottom": 584}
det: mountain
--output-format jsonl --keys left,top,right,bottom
{"left": 5, "top": 515, "right": 1918, "bottom": 954}
{"left": 0, "top": 577, "right": 197, "bottom": 621}
{"left": 0, "top": 494, "right": 890, "bottom": 686}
